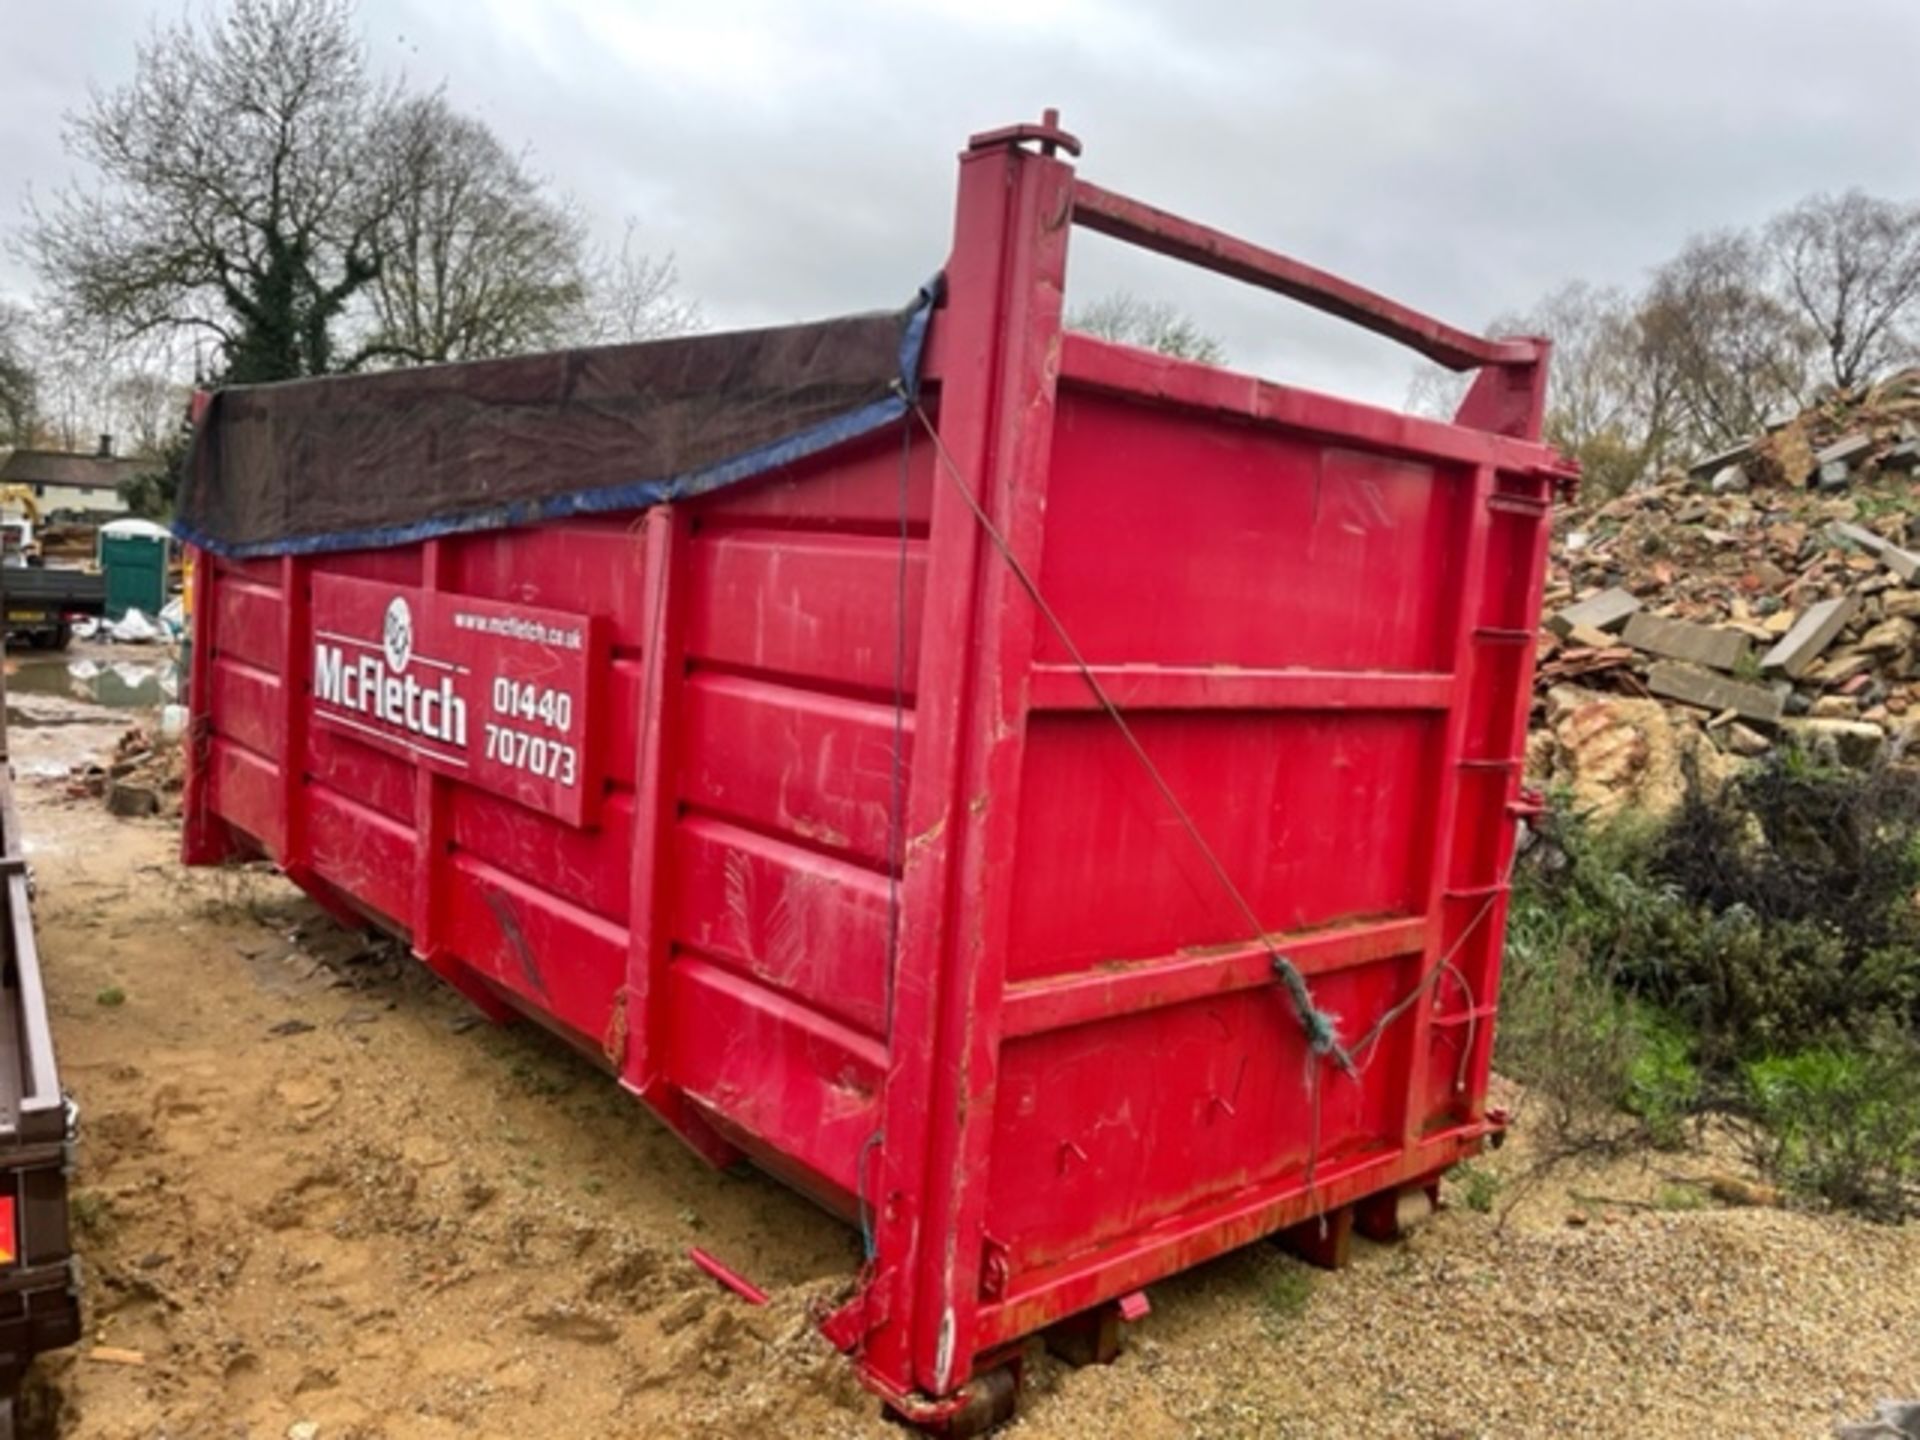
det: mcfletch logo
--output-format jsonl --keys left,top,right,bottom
{"left": 315, "top": 595, "right": 468, "bottom": 750}
{"left": 383, "top": 596, "right": 414, "bottom": 673}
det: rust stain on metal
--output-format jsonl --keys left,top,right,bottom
{"left": 601, "top": 988, "right": 628, "bottom": 1072}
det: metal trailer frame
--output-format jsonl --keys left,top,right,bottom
{"left": 181, "top": 113, "right": 1571, "bottom": 1433}
{"left": 0, "top": 651, "right": 83, "bottom": 1433}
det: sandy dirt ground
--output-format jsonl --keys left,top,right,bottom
{"left": 8, "top": 649, "right": 1919, "bottom": 1438}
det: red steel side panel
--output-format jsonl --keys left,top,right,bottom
{"left": 835, "top": 127, "right": 1558, "bottom": 1411}
{"left": 181, "top": 120, "right": 1562, "bottom": 1423}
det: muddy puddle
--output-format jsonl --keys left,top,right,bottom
{"left": 4, "top": 645, "right": 175, "bottom": 781}
{"left": 7, "top": 648, "right": 180, "bottom": 715}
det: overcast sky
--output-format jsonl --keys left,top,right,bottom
{"left": 5, "top": 0, "right": 1919, "bottom": 405}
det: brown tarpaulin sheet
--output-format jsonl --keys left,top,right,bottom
{"left": 176, "top": 293, "right": 931, "bottom": 557}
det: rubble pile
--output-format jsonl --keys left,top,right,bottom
{"left": 72, "top": 721, "right": 185, "bottom": 818}
{"left": 1534, "top": 369, "right": 1920, "bottom": 808}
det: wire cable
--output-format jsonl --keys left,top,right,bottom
{"left": 903, "top": 395, "right": 1355, "bottom": 1075}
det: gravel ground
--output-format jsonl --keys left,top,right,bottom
{"left": 12, "top": 669, "right": 1917, "bottom": 1438}
{"left": 1007, "top": 1188, "right": 1920, "bottom": 1438}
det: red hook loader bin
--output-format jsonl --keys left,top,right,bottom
{"left": 177, "top": 112, "right": 1571, "bottom": 1431}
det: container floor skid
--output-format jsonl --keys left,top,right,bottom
{"left": 181, "top": 113, "right": 1571, "bottom": 1428}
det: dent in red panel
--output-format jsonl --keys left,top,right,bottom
{"left": 208, "top": 739, "right": 284, "bottom": 855}
{"left": 986, "top": 957, "right": 1410, "bottom": 1274}
{"left": 306, "top": 789, "right": 414, "bottom": 929}
{"left": 665, "top": 954, "right": 882, "bottom": 1198}
{"left": 449, "top": 787, "right": 635, "bottom": 924}
{"left": 305, "top": 726, "right": 415, "bottom": 823}
{"left": 680, "top": 672, "right": 912, "bottom": 868}
{"left": 671, "top": 815, "right": 891, "bottom": 1038}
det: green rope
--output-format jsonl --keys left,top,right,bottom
{"left": 1271, "top": 953, "right": 1355, "bottom": 1075}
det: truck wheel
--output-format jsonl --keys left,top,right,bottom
{"left": 50, "top": 623, "right": 71, "bottom": 653}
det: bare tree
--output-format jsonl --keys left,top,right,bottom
{"left": 1068, "top": 292, "right": 1226, "bottom": 364}
{"left": 26, "top": 0, "right": 402, "bottom": 383}
{"left": 0, "top": 302, "right": 35, "bottom": 447}
{"left": 1515, "top": 282, "right": 1681, "bottom": 496}
{"left": 1407, "top": 283, "right": 1678, "bottom": 496}
{"left": 359, "top": 96, "right": 590, "bottom": 365}
{"left": 107, "top": 370, "right": 191, "bottom": 458}
{"left": 1640, "top": 231, "right": 1814, "bottom": 451}
{"left": 1403, "top": 363, "right": 1471, "bottom": 420}
{"left": 1766, "top": 190, "right": 1920, "bottom": 390}
{"left": 1407, "top": 188, "right": 1920, "bottom": 479}
{"left": 570, "top": 221, "right": 702, "bottom": 346}
{"left": 21, "top": 311, "right": 120, "bottom": 453}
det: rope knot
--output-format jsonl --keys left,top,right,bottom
{"left": 1271, "top": 952, "right": 1357, "bottom": 1076}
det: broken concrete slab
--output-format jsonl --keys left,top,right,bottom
{"left": 1815, "top": 433, "right": 1875, "bottom": 467}
{"left": 1647, "top": 661, "right": 1787, "bottom": 724}
{"left": 1829, "top": 520, "right": 1886, "bottom": 553}
{"left": 1873, "top": 546, "right": 1916, "bottom": 582}
{"left": 1623, "top": 611, "right": 1751, "bottom": 672}
{"left": 1725, "top": 722, "right": 1772, "bottom": 756}
{"left": 1688, "top": 439, "right": 1755, "bottom": 479}
{"left": 1547, "top": 586, "right": 1641, "bottom": 639}
{"left": 1827, "top": 521, "right": 1920, "bottom": 581}
{"left": 1760, "top": 595, "right": 1858, "bottom": 678}
{"left": 1710, "top": 463, "right": 1750, "bottom": 494}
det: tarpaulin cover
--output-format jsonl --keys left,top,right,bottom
{"left": 175, "top": 286, "right": 935, "bottom": 557}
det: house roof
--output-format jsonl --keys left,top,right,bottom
{"left": 0, "top": 449, "right": 149, "bottom": 492}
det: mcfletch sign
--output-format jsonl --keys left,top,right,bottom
{"left": 310, "top": 573, "right": 605, "bottom": 827}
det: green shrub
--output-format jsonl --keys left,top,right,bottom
{"left": 1648, "top": 753, "right": 1920, "bottom": 1059}
{"left": 1502, "top": 754, "right": 1920, "bottom": 1216}
{"left": 1452, "top": 1163, "right": 1501, "bottom": 1214}
{"left": 1741, "top": 1032, "right": 1920, "bottom": 1218}
{"left": 1501, "top": 810, "right": 1694, "bottom": 1151}
{"left": 1622, "top": 1007, "right": 1699, "bottom": 1149}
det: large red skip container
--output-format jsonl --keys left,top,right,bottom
{"left": 180, "top": 114, "right": 1570, "bottom": 1430}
